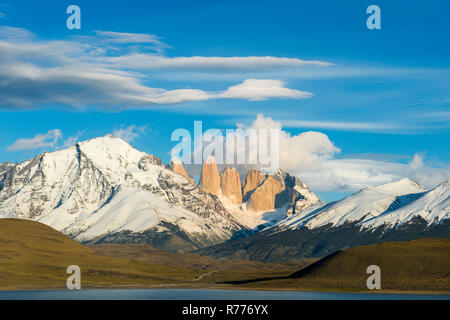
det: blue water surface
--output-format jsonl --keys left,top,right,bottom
{"left": 0, "top": 289, "right": 448, "bottom": 300}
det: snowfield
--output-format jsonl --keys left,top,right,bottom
{"left": 274, "top": 178, "right": 449, "bottom": 232}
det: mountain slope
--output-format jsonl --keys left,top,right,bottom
{"left": 362, "top": 180, "right": 449, "bottom": 230}
{"left": 274, "top": 179, "right": 427, "bottom": 231}
{"left": 0, "top": 219, "right": 201, "bottom": 289}
{"left": 198, "top": 179, "right": 450, "bottom": 261}
{"left": 0, "top": 135, "right": 246, "bottom": 251}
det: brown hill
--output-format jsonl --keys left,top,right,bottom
{"left": 0, "top": 219, "right": 302, "bottom": 289}
{"left": 225, "top": 238, "right": 450, "bottom": 291}
{"left": 0, "top": 219, "right": 200, "bottom": 289}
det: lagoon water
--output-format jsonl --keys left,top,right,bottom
{"left": 0, "top": 289, "right": 448, "bottom": 300}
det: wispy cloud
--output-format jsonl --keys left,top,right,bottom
{"left": 8, "top": 129, "right": 62, "bottom": 151}
{"left": 218, "top": 79, "right": 312, "bottom": 101}
{"left": 112, "top": 125, "right": 148, "bottom": 143}
{"left": 7, "top": 125, "right": 148, "bottom": 152}
{"left": 61, "top": 131, "right": 84, "bottom": 148}
{"left": 299, "top": 156, "right": 450, "bottom": 192}
{"left": 0, "top": 26, "right": 326, "bottom": 110}
{"left": 281, "top": 119, "right": 399, "bottom": 131}
{"left": 95, "top": 30, "right": 169, "bottom": 46}
{"left": 104, "top": 55, "right": 332, "bottom": 71}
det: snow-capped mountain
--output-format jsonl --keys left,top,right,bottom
{"left": 362, "top": 180, "right": 449, "bottom": 230}
{"left": 274, "top": 178, "right": 429, "bottom": 231}
{"left": 0, "top": 135, "right": 246, "bottom": 251}
{"left": 198, "top": 178, "right": 449, "bottom": 261}
{"left": 1, "top": 135, "right": 448, "bottom": 259}
{"left": 0, "top": 161, "right": 13, "bottom": 175}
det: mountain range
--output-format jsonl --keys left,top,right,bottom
{"left": 0, "top": 135, "right": 448, "bottom": 259}
{"left": 199, "top": 179, "right": 449, "bottom": 261}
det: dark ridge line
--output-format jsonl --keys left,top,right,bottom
{"left": 218, "top": 250, "right": 342, "bottom": 285}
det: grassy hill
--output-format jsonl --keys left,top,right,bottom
{"left": 89, "top": 243, "right": 306, "bottom": 283}
{"left": 227, "top": 238, "right": 450, "bottom": 291}
{"left": 1, "top": 219, "right": 447, "bottom": 292}
{"left": 0, "top": 219, "right": 299, "bottom": 289}
{"left": 0, "top": 219, "right": 203, "bottom": 289}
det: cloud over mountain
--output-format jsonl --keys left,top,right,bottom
{"left": 112, "top": 125, "right": 148, "bottom": 143}
{"left": 204, "top": 115, "right": 449, "bottom": 192}
{"left": 8, "top": 129, "right": 62, "bottom": 151}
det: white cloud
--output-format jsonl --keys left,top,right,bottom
{"left": 180, "top": 114, "right": 340, "bottom": 175}
{"left": 0, "top": 26, "right": 33, "bottom": 41}
{"left": 246, "top": 114, "right": 340, "bottom": 171}
{"left": 296, "top": 154, "right": 450, "bottom": 192}
{"left": 105, "top": 55, "right": 332, "bottom": 71}
{"left": 95, "top": 30, "right": 169, "bottom": 47}
{"left": 242, "top": 117, "right": 449, "bottom": 192}
{"left": 183, "top": 114, "right": 449, "bottom": 192}
{"left": 281, "top": 119, "right": 399, "bottom": 131}
{"left": 409, "top": 153, "right": 424, "bottom": 171}
{"left": 112, "top": 125, "right": 148, "bottom": 143}
{"left": 219, "top": 79, "right": 313, "bottom": 101}
{"left": 62, "top": 132, "right": 84, "bottom": 148}
{"left": 0, "top": 26, "right": 327, "bottom": 110}
{"left": 8, "top": 129, "right": 62, "bottom": 151}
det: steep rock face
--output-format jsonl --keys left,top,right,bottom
{"left": 168, "top": 157, "right": 195, "bottom": 185}
{"left": 242, "top": 169, "right": 266, "bottom": 200}
{"left": 0, "top": 136, "right": 246, "bottom": 251}
{"left": 280, "top": 170, "right": 321, "bottom": 216}
{"left": 0, "top": 161, "right": 13, "bottom": 174}
{"left": 244, "top": 169, "right": 320, "bottom": 213}
{"left": 198, "top": 156, "right": 220, "bottom": 195}
{"left": 246, "top": 175, "right": 285, "bottom": 212}
{"left": 220, "top": 166, "right": 242, "bottom": 205}
{"left": 139, "top": 155, "right": 164, "bottom": 169}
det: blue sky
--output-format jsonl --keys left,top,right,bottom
{"left": 0, "top": 0, "right": 449, "bottom": 201}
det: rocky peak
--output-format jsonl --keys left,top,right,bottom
{"left": 283, "top": 172, "right": 321, "bottom": 217}
{"left": 0, "top": 161, "right": 14, "bottom": 174}
{"left": 139, "top": 155, "right": 164, "bottom": 170}
{"left": 243, "top": 169, "right": 320, "bottom": 214}
{"left": 369, "top": 178, "right": 427, "bottom": 195}
{"left": 246, "top": 174, "right": 285, "bottom": 212}
{"left": 220, "top": 166, "right": 242, "bottom": 205}
{"left": 168, "top": 157, "right": 195, "bottom": 185}
{"left": 198, "top": 156, "right": 220, "bottom": 195}
{"left": 242, "top": 169, "right": 267, "bottom": 201}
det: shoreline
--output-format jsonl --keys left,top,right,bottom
{"left": 0, "top": 284, "right": 448, "bottom": 296}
